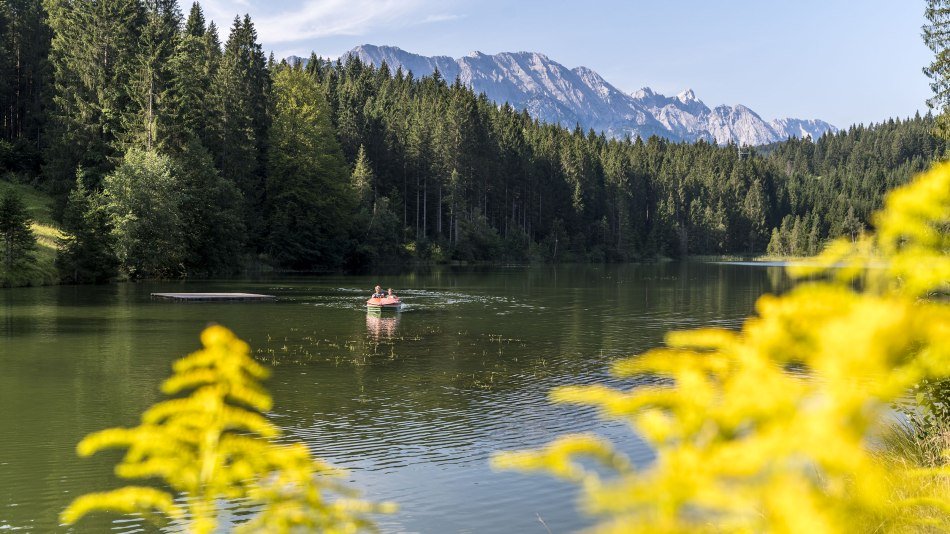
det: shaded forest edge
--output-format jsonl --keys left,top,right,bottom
{"left": 0, "top": 1, "right": 945, "bottom": 286}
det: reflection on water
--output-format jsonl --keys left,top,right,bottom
{"left": 365, "top": 311, "right": 400, "bottom": 341}
{"left": 0, "top": 263, "right": 790, "bottom": 532}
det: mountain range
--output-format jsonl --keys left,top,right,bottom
{"left": 301, "top": 44, "right": 838, "bottom": 146}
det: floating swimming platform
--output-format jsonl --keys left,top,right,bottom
{"left": 150, "top": 292, "right": 277, "bottom": 302}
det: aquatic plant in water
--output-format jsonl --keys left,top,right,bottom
{"left": 61, "top": 325, "right": 393, "bottom": 533}
{"left": 493, "top": 163, "right": 950, "bottom": 532}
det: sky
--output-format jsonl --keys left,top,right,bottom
{"left": 193, "top": 0, "right": 933, "bottom": 129}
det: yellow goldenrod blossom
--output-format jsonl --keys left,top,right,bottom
{"left": 493, "top": 163, "right": 950, "bottom": 532}
{"left": 61, "top": 325, "right": 393, "bottom": 533}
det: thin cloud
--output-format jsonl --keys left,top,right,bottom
{"left": 194, "top": 0, "right": 461, "bottom": 44}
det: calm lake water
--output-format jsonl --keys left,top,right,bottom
{"left": 0, "top": 263, "right": 788, "bottom": 533}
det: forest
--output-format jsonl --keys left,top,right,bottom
{"left": 0, "top": 0, "right": 945, "bottom": 283}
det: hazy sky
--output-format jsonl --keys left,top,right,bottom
{"left": 193, "top": 1, "right": 932, "bottom": 128}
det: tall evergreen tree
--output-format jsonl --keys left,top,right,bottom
{"left": 184, "top": 1, "right": 204, "bottom": 37}
{"left": 266, "top": 65, "right": 353, "bottom": 268}
{"left": 175, "top": 138, "right": 245, "bottom": 274}
{"left": 167, "top": 3, "right": 218, "bottom": 152}
{"left": 0, "top": 0, "right": 52, "bottom": 170}
{"left": 44, "top": 0, "right": 142, "bottom": 198}
{"left": 126, "top": 0, "right": 181, "bottom": 150}
{"left": 351, "top": 144, "right": 374, "bottom": 203}
{"left": 215, "top": 14, "right": 269, "bottom": 246}
{"left": 0, "top": 187, "right": 36, "bottom": 281}
{"left": 56, "top": 172, "right": 118, "bottom": 283}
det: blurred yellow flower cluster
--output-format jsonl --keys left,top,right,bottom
{"left": 61, "top": 325, "right": 393, "bottom": 533}
{"left": 494, "top": 163, "right": 950, "bottom": 533}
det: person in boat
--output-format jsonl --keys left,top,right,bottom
{"left": 371, "top": 285, "right": 385, "bottom": 299}
{"left": 387, "top": 288, "right": 398, "bottom": 300}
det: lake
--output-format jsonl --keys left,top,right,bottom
{"left": 0, "top": 263, "right": 787, "bottom": 532}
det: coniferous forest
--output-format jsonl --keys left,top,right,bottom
{"left": 0, "top": 1, "right": 945, "bottom": 282}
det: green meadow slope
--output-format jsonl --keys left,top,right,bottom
{"left": 0, "top": 179, "right": 61, "bottom": 287}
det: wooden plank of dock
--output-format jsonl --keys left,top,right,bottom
{"left": 150, "top": 292, "right": 277, "bottom": 301}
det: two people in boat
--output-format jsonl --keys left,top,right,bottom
{"left": 371, "top": 285, "right": 397, "bottom": 299}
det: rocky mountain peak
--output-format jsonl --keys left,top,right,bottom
{"left": 676, "top": 88, "right": 697, "bottom": 103}
{"left": 341, "top": 45, "right": 838, "bottom": 145}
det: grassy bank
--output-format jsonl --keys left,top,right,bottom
{"left": 0, "top": 178, "right": 61, "bottom": 287}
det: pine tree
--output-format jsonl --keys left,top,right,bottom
{"left": 766, "top": 227, "right": 784, "bottom": 257}
{"left": 840, "top": 205, "right": 863, "bottom": 242}
{"left": 789, "top": 215, "right": 804, "bottom": 256}
{"left": 0, "top": 187, "right": 36, "bottom": 281}
{"left": 56, "top": 173, "right": 119, "bottom": 283}
{"left": 741, "top": 178, "right": 767, "bottom": 252}
{"left": 806, "top": 212, "right": 822, "bottom": 255}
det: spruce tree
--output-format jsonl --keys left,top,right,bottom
{"left": 175, "top": 138, "right": 245, "bottom": 275}
{"left": 0, "top": 0, "right": 52, "bottom": 168}
{"left": 215, "top": 14, "right": 269, "bottom": 245}
{"left": 741, "top": 178, "right": 767, "bottom": 252}
{"left": 167, "top": 4, "right": 218, "bottom": 152}
{"left": 184, "top": 1, "right": 204, "bottom": 37}
{"left": 266, "top": 66, "right": 353, "bottom": 269}
{"left": 126, "top": 0, "right": 181, "bottom": 150}
{"left": 766, "top": 227, "right": 784, "bottom": 257}
{"left": 351, "top": 144, "right": 374, "bottom": 203}
{"left": 0, "top": 187, "right": 36, "bottom": 281}
{"left": 44, "top": 0, "right": 142, "bottom": 197}
{"left": 56, "top": 174, "right": 119, "bottom": 283}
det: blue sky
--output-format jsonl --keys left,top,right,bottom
{"left": 195, "top": 1, "right": 931, "bottom": 128}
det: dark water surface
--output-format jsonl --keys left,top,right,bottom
{"left": 0, "top": 263, "right": 787, "bottom": 532}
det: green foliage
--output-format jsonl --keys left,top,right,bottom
{"left": 101, "top": 148, "right": 183, "bottom": 279}
{"left": 0, "top": 178, "right": 61, "bottom": 286}
{"left": 0, "top": 187, "right": 37, "bottom": 284}
{"left": 351, "top": 144, "right": 374, "bottom": 203}
{"left": 9, "top": 3, "right": 948, "bottom": 279}
{"left": 493, "top": 162, "right": 950, "bottom": 532}
{"left": 125, "top": 0, "right": 180, "bottom": 150}
{"left": 0, "top": 0, "right": 51, "bottom": 173}
{"left": 176, "top": 139, "right": 245, "bottom": 275}
{"left": 215, "top": 14, "right": 269, "bottom": 244}
{"left": 166, "top": 3, "right": 220, "bottom": 154}
{"left": 61, "top": 325, "right": 394, "bottom": 532}
{"left": 56, "top": 173, "right": 118, "bottom": 283}
{"left": 43, "top": 0, "right": 141, "bottom": 195}
{"left": 266, "top": 65, "right": 354, "bottom": 269}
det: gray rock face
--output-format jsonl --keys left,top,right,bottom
{"left": 342, "top": 44, "right": 838, "bottom": 145}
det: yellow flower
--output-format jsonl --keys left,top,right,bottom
{"left": 494, "top": 163, "right": 950, "bottom": 532}
{"left": 62, "top": 325, "right": 393, "bottom": 532}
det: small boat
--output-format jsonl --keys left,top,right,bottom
{"left": 366, "top": 296, "right": 403, "bottom": 310}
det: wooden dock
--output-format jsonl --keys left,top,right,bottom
{"left": 150, "top": 292, "right": 277, "bottom": 302}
